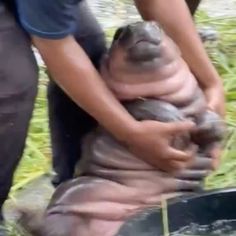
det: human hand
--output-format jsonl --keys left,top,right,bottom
{"left": 204, "top": 82, "right": 226, "bottom": 169}
{"left": 204, "top": 82, "right": 225, "bottom": 118}
{"left": 125, "top": 120, "right": 196, "bottom": 172}
{"left": 207, "top": 143, "right": 223, "bottom": 170}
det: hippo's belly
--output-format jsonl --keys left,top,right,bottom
{"left": 155, "top": 70, "right": 207, "bottom": 117}
{"left": 105, "top": 57, "right": 207, "bottom": 118}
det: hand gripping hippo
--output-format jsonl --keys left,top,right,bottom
{"left": 18, "top": 21, "right": 225, "bottom": 236}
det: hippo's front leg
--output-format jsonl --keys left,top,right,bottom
{"left": 174, "top": 155, "right": 212, "bottom": 179}
{"left": 175, "top": 110, "right": 225, "bottom": 183}
{"left": 191, "top": 110, "right": 226, "bottom": 153}
{"left": 174, "top": 109, "right": 225, "bottom": 186}
{"left": 124, "top": 99, "right": 212, "bottom": 185}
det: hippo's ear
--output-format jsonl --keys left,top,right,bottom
{"left": 113, "top": 26, "right": 125, "bottom": 41}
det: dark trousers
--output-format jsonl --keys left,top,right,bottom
{"left": 0, "top": 4, "right": 38, "bottom": 220}
{"left": 0, "top": 0, "right": 201, "bottom": 219}
{"left": 0, "top": 0, "right": 106, "bottom": 219}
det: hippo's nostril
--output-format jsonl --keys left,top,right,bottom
{"left": 127, "top": 25, "right": 135, "bottom": 34}
{"left": 123, "top": 25, "right": 135, "bottom": 40}
{"left": 113, "top": 26, "right": 125, "bottom": 41}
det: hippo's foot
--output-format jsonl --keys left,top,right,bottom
{"left": 191, "top": 110, "right": 226, "bottom": 149}
{"left": 173, "top": 155, "right": 213, "bottom": 190}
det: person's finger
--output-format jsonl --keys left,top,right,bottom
{"left": 165, "top": 121, "right": 196, "bottom": 135}
{"left": 174, "top": 169, "right": 210, "bottom": 180}
{"left": 207, "top": 101, "right": 225, "bottom": 118}
{"left": 188, "top": 156, "right": 213, "bottom": 170}
{"left": 210, "top": 144, "right": 222, "bottom": 159}
{"left": 176, "top": 179, "right": 203, "bottom": 191}
{"left": 165, "top": 148, "right": 192, "bottom": 163}
{"left": 209, "top": 145, "right": 223, "bottom": 170}
{"left": 158, "top": 160, "right": 187, "bottom": 173}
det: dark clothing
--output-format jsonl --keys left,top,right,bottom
{"left": 2, "top": 0, "right": 82, "bottom": 39}
{"left": 0, "top": 3, "right": 38, "bottom": 216}
{"left": 0, "top": 0, "right": 106, "bottom": 220}
{"left": 1, "top": 0, "right": 201, "bottom": 39}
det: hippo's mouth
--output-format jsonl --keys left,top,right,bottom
{"left": 127, "top": 41, "right": 162, "bottom": 62}
{"left": 133, "top": 39, "right": 161, "bottom": 47}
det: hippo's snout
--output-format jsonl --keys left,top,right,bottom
{"left": 113, "top": 21, "right": 163, "bottom": 62}
{"left": 115, "top": 21, "right": 162, "bottom": 48}
{"left": 123, "top": 21, "right": 162, "bottom": 46}
{"left": 127, "top": 21, "right": 162, "bottom": 46}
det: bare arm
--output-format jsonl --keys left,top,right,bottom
{"left": 33, "top": 36, "right": 136, "bottom": 141}
{"left": 134, "top": 0, "right": 225, "bottom": 116}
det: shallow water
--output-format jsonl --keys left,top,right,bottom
{"left": 171, "top": 219, "right": 236, "bottom": 236}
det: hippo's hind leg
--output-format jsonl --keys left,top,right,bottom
{"left": 18, "top": 209, "right": 81, "bottom": 236}
{"left": 43, "top": 214, "right": 82, "bottom": 236}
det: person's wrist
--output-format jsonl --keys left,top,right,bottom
{"left": 115, "top": 119, "right": 141, "bottom": 145}
{"left": 200, "top": 69, "right": 223, "bottom": 89}
{"left": 208, "top": 77, "right": 223, "bottom": 89}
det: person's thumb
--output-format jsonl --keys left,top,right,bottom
{"left": 166, "top": 120, "right": 196, "bottom": 135}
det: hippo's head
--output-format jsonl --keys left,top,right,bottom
{"left": 106, "top": 21, "right": 180, "bottom": 72}
{"left": 112, "top": 21, "right": 163, "bottom": 62}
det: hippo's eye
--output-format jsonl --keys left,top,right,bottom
{"left": 113, "top": 27, "right": 125, "bottom": 41}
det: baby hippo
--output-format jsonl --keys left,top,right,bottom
{"left": 101, "top": 21, "right": 225, "bottom": 153}
{"left": 18, "top": 22, "right": 225, "bottom": 236}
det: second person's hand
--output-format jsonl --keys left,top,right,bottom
{"left": 125, "top": 120, "right": 197, "bottom": 172}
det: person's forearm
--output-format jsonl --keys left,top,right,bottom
{"left": 134, "top": 0, "right": 223, "bottom": 89}
{"left": 33, "top": 36, "right": 137, "bottom": 141}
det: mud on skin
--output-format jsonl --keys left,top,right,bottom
{"left": 17, "top": 21, "right": 225, "bottom": 236}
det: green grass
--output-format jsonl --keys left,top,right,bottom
{"left": 194, "top": 11, "right": 236, "bottom": 189}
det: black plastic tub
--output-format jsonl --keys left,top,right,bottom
{"left": 116, "top": 188, "right": 236, "bottom": 236}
